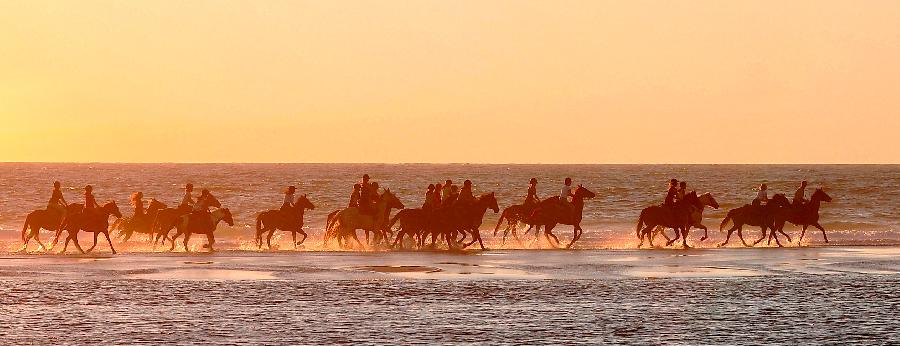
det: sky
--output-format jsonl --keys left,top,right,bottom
{"left": 1, "top": 0, "right": 899, "bottom": 164}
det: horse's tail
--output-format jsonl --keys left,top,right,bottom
{"left": 388, "top": 210, "right": 403, "bottom": 231}
{"left": 21, "top": 214, "right": 31, "bottom": 242}
{"left": 493, "top": 209, "right": 508, "bottom": 236}
{"left": 635, "top": 210, "right": 645, "bottom": 239}
{"left": 719, "top": 211, "right": 733, "bottom": 232}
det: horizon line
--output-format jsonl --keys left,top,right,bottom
{"left": 1, "top": 161, "right": 898, "bottom": 165}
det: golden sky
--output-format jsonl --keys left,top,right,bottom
{"left": 1, "top": 1, "right": 898, "bottom": 163}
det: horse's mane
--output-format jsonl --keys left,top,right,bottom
{"left": 477, "top": 192, "right": 494, "bottom": 199}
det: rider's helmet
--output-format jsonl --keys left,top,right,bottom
{"left": 186, "top": 183, "right": 194, "bottom": 191}
{"left": 85, "top": 185, "right": 93, "bottom": 192}
{"left": 463, "top": 180, "right": 472, "bottom": 187}
{"left": 287, "top": 186, "right": 296, "bottom": 193}
{"left": 760, "top": 184, "right": 768, "bottom": 190}
{"left": 565, "top": 177, "right": 572, "bottom": 185}
{"left": 201, "top": 189, "right": 210, "bottom": 196}
{"left": 54, "top": 181, "right": 61, "bottom": 188}
{"left": 529, "top": 178, "right": 537, "bottom": 185}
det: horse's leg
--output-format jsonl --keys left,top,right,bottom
{"left": 544, "top": 224, "right": 561, "bottom": 248}
{"left": 168, "top": 231, "right": 180, "bottom": 252}
{"left": 813, "top": 223, "right": 829, "bottom": 243}
{"left": 183, "top": 232, "right": 192, "bottom": 252}
{"left": 666, "top": 226, "right": 681, "bottom": 247}
{"left": 87, "top": 232, "right": 100, "bottom": 253}
{"left": 73, "top": 232, "right": 85, "bottom": 254}
{"left": 33, "top": 229, "right": 47, "bottom": 251}
{"left": 697, "top": 224, "right": 709, "bottom": 241}
{"left": 680, "top": 227, "right": 690, "bottom": 249}
{"left": 778, "top": 228, "right": 793, "bottom": 244}
{"left": 207, "top": 233, "right": 215, "bottom": 252}
{"left": 718, "top": 226, "right": 739, "bottom": 247}
{"left": 566, "top": 225, "right": 582, "bottom": 249}
{"left": 752, "top": 227, "right": 767, "bottom": 246}
{"left": 798, "top": 225, "right": 809, "bottom": 244}
{"left": 739, "top": 227, "right": 753, "bottom": 247}
{"left": 291, "top": 231, "right": 298, "bottom": 249}
{"left": 104, "top": 231, "right": 117, "bottom": 254}
{"left": 60, "top": 232, "right": 72, "bottom": 254}
{"left": 266, "top": 230, "right": 275, "bottom": 250}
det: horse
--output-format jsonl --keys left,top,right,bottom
{"left": 324, "top": 189, "right": 404, "bottom": 249}
{"left": 419, "top": 193, "right": 499, "bottom": 250}
{"left": 718, "top": 194, "right": 790, "bottom": 247}
{"left": 167, "top": 208, "right": 234, "bottom": 252}
{"left": 20, "top": 203, "right": 83, "bottom": 252}
{"left": 56, "top": 201, "right": 123, "bottom": 254}
{"left": 524, "top": 185, "right": 596, "bottom": 249}
{"left": 635, "top": 192, "right": 700, "bottom": 248}
{"left": 492, "top": 202, "right": 539, "bottom": 247}
{"left": 153, "top": 196, "right": 221, "bottom": 246}
{"left": 388, "top": 208, "right": 430, "bottom": 249}
{"left": 111, "top": 199, "right": 167, "bottom": 243}
{"left": 768, "top": 188, "right": 833, "bottom": 245}
{"left": 647, "top": 192, "right": 721, "bottom": 248}
{"left": 255, "top": 194, "right": 316, "bottom": 250}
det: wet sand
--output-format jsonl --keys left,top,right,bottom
{"left": 1, "top": 247, "right": 899, "bottom": 344}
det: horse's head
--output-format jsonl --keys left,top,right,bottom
{"left": 104, "top": 201, "right": 123, "bottom": 218}
{"left": 218, "top": 208, "right": 235, "bottom": 226}
{"left": 812, "top": 188, "right": 832, "bottom": 203}
{"left": 208, "top": 195, "right": 222, "bottom": 209}
{"left": 148, "top": 198, "right": 167, "bottom": 211}
{"left": 699, "top": 192, "right": 719, "bottom": 209}
{"left": 574, "top": 185, "right": 596, "bottom": 200}
{"left": 479, "top": 192, "right": 499, "bottom": 213}
{"left": 770, "top": 193, "right": 790, "bottom": 207}
{"left": 296, "top": 194, "right": 315, "bottom": 210}
{"left": 382, "top": 189, "right": 405, "bottom": 210}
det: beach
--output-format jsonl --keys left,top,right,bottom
{"left": 1, "top": 247, "right": 899, "bottom": 344}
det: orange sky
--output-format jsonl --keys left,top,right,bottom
{"left": 1, "top": 1, "right": 898, "bottom": 163}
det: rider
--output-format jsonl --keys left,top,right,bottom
{"left": 560, "top": 177, "right": 574, "bottom": 213}
{"left": 434, "top": 183, "right": 443, "bottom": 207}
{"left": 358, "top": 174, "right": 373, "bottom": 213}
{"left": 349, "top": 183, "right": 362, "bottom": 208}
{"left": 456, "top": 180, "right": 475, "bottom": 206}
{"left": 47, "top": 181, "right": 68, "bottom": 216}
{"left": 423, "top": 184, "right": 437, "bottom": 209}
{"left": 281, "top": 186, "right": 296, "bottom": 211}
{"left": 179, "top": 183, "right": 195, "bottom": 212}
{"left": 83, "top": 185, "right": 99, "bottom": 215}
{"left": 675, "top": 181, "right": 687, "bottom": 203}
{"left": 664, "top": 179, "right": 678, "bottom": 207}
{"left": 793, "top": 180, "right": 808, "bottom": 206}
{"left": 524, "top": 178, "right": 539, "bottom": 206}
{"left": 441, "top": 180, "right": 453, "bottom": 202}
{"left": 130, "top": 192, "right": 145, "bottom": 217}
{"left": 753, "top": 184, "right": 769, "bottom": 206}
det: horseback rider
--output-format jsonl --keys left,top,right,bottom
{"left": 664, "top": 179, "right": 678, "bottom": 207}
{"left": 441, "top": 180, "right": 453, "bottom": 202}
{"left": 525, "top": 178, "right": 539, "bottom": 206}
{"left": 793, "top": 181, "right": 808, "bottom": 207}
{"left": 349, "top": 183, "right": 362, "bottom": 208}
{"left": 753, "top": 184, "right": 769, "bottom": 206}
{"left": 675, "top": 181, "right": 687, "bottom": 203}
{"left": 446, "top": 185, "right": 460, "bottom": 206}
{"left": 560, "top": 177, "right": 575, "bottom": 213}
{"left": 434, "top": 183, "right": 443, "bottom": 207}
{"left": 83, "top": 185, "right": 99, "bottom": 215}
{"left": 179, "top": 183, "right": 195, "bottom": 212}
{"left": 423, "top": 184, "right": 437, "bottom": 209}
{"left": 456, "top": 180, "right": 475, "bottom": 206}
{"left": 188, "top": 189, "right": 216, "bottom": 230}
{"left": 47, "top": 181, "right": 68, "bottom": 216}
{"left": 130, "top": 192, "right": 145, "bottom": 217}
{"left": 281, "top": 186, "right": 296, "bottom": 211}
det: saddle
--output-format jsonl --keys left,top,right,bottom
{"left": 188, "top": 210, "right": 213, "bottom": 231}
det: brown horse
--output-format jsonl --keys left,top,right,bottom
{"left": 525, "top": 185, "right": 596, "bottom": 249}
{"left": 255, "top": 194, "right": 316, "bottom": 249}
{"left": 112, "top": 199, "right": 167, "bottom": 243}
{"left": 635, "top": 192, "right": 700, "bottom": 248}
{"left": 56, "top": 201, "right": 123, "bottom": 254}
{"left": 718, "top": 194, "right": 790, "bottom": 247}
{"left": 153, "top": 196, "right": 220, "bottom": 246}
{"left": 646, "top": 192, "right": 721, "bottom": 248}
{"left": 20, "top": 203, "right": 83, "bottom": 252}
{"left": 167, "top": 208, "right": 234, "bottom": 252}
{"left": 388, "top": 208, "right": 430, "bottom": 249}
{"left": 324, "top": 189, "right": 404, "bottom": 249}
{"left": 492, "top": 202, "right": 538, "bottom": 247}
{"left": 767, "top": 188, "right": 833, "bottom": 245}
{"left": 420, "top": 193, "right": 500, "bottom": 250}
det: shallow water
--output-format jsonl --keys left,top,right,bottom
{"left": 0, "top": 248, "right": 898, "bottom": 344}
{"left": 2, "top": 163, "right": 899, "bottom": 250}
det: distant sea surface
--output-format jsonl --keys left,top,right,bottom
{"left": 1, "top": 163, "right": 898, "bottom": 248}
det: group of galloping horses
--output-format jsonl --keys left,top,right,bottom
{"left": 17, "top": 179, "right": 832, "bottom": 254}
